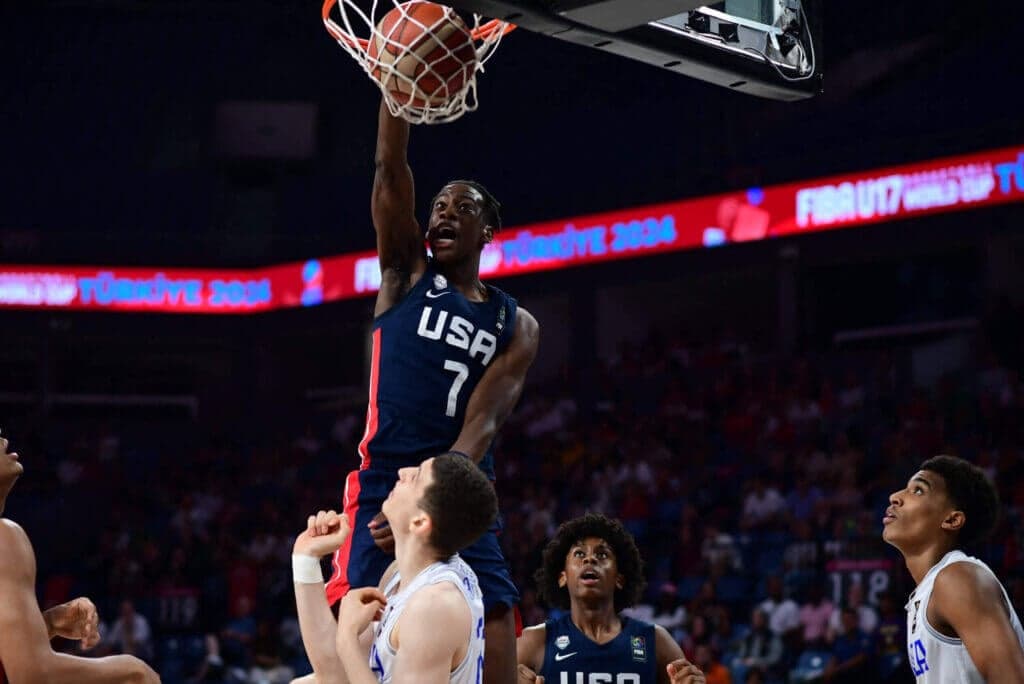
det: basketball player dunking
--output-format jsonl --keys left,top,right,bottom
{"left": 517, "top": 514, "right": 706, "bottom": 684}
{"left": 0, "top": 432, "right": 160, "bottom": 683}
{"left": 883, "top": 455, "right": 1024, "bottom": 683}
{"left": 323, "top": 100, "right": 540, "bottom": 684}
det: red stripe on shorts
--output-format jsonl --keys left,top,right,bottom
{"left": 325, "top": 469, "right": 363, "bottom": 605}
{"left": 356, "top": 328, "right": 382, "bottom": 470}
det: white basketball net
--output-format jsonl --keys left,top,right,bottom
{"left": 323, "top": 0, "right": 513, "bottom": 124}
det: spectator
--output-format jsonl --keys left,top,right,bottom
{"left": 651, "top": 583, "right": 688, "bottom": 638}
{"left": 730, "top": 608, "right": 783, "bottom": 681}
{"left": 798, "top": 584, "right": 833, "bottom": 648}
{"left": 107, "top": 599, "right": 154, "bottom": 662}
{"left": 702, "top": 524, "right": 742, "bottom": 574}
{"left": 694, "top": 643, "right": 732, "bottom": 684}
{"left": 824, "top": 608, "right": 873, "bottom": 683}
{"left": 785, "top": 476, "right": 823, "bottom": 522}
{"left": 874, "top": 591, "right": 909, "bottom": 683}
{"left": 758, "top": 576, "right": 800, "bottom": 638}
{"left": 247, "top": 618, "right": 294, "bottom": 684}
{"left": 741, "top": 478, "right": 786, "bottom": 531}
{"left": 828, "top": 582, "right": 878, "bottom": 638}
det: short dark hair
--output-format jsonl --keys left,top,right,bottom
{"left": 439, "top": 179, "right": 502, "bottom": 230}
{"left": 920, "top": 455, "right": 1000, "bottom": 548}
{"left": 418, "top": 453, "right": 497, "bottom": 558}
{"left": 535, "top": 513, "right": 645, "bottom": 612}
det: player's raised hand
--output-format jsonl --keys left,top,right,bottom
{"left": 517, "top": 664, "right": 544, "bottom": 683}
{"left": 368, "top": 511, "right": 395, "bottom": 554}
{"left": 44, "top": 596, "right": 101, "bottom": 650}
{"left": 337, "top": 587, "right": 387, "bottom": 639}
{"left": 294, "top": 510, "right": 351, "bottom": 558}
{"left": 667, "top": 656, "right": 706, "bottom": 684}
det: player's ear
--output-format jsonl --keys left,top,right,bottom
{"left": 481, "top": 225, "right": 494, "bottom": 245}
{"left": 615, "top": 574, "right": 624, "bottom": 590}
{"left": 941, "top": 509, "right": 966, "bottom": 534}
{"left": 411, "top": 510, "right": 431, "bottom": 536}
{"left": 558, "top": 571, "right": 567, "bottom": 588}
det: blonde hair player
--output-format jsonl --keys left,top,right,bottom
{"left": 290, "top": 452, "right": 498, "bottom": 684}
{"left": 0, "top": 432, "right": 160, "bottom": 684}
{"left": 883, "top": 455, "right": 1024, "bottom": 682}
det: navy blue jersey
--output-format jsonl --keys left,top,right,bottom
{"left": 359, "top": 260, "right": 517, "bottom": 479}
{"left": 540, "top": 614, "right": 659, "bottom": 684}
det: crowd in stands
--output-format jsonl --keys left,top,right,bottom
{"left": 9, "top": 327, "right": 1024, "bottom": 683}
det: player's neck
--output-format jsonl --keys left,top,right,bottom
{"left": 903, "top": 541, "right": 957, "bottom": 585}
{"left": 394, "top": 536, "right": 441, "bottom": 590}
{"left": 436, "top": 259, "right": 485, "bottom": 301}
{"left": 570, "top": 601, "right": 621, "bottom": 644}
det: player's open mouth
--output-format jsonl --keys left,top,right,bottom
{"left": 431, "top": 226, "right": 458, "bottom": 249}
{"left": 580, "top": 569, "right": 600, "bottom": 584}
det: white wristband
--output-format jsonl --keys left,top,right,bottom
{"left": 292, "top": 554, "right": 324, "bottom": 584}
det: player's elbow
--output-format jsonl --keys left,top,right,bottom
{"left": 15, "top": 655, "right": 58, "bottom": 684}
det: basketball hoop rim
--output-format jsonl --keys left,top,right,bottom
{"left": 321, "top": 0, "right": 516, "bottom": 51}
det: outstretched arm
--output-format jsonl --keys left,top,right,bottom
{"left": 0, "top": 520, "right": 158, "bottom": 684}
{"left": 292, "top": 510, "right": 385, "bottom": 684}
{"left": 932, "top": 562, "right": 1024, "bottom": 683}
{"left": 372, "top": 99, "right": 427, "bottom": 317}
{"left": 655, "top": 624, "right": 706, "bottom": 684}
{"left": 450, "top": 308, "right": 540, "bottom": 463}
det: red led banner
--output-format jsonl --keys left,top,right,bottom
{"left": 2, "top": 144, "right": 1022, "bottom": 314}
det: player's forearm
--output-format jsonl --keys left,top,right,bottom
{"left": 375, "top": 99, "right": 410, "bottom": 167}
{"left": 294, "top": 583, "right": 349, "bottom": 683}
{"left": 26, "top": 652, "right": 150, "bottom": 684}
{"left": 338, "top": 638, "right": 379, "bottom": 684}
{"left": 450, "top": 416, "right": 496, "bottom": 464}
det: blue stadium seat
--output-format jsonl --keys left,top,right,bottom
{"left": 715, "top": 574, "right": 749, "bottom": 604}
{"left": 789, "top": 650, "right": 830, "bottom": 683}
{"left": 676, "top": 575, "right": 705, "bottom": 602}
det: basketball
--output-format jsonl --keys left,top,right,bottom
{"left": 367, "top": 1, "right": 478, "bottom": 108}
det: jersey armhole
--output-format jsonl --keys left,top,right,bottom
{"left": 372, "top": 263, "right": 434, "bottom": 325}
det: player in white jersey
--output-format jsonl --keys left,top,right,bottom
{"left": 882, "top": 455, "right": 1024, "bottom": 683}
{"left": 289, "top": 452, "right": 497, "bottom": 684}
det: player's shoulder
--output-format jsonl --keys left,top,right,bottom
{"left": 512, "top": 307, "right": 540, "bottom": 344}
{"left": 0, "top": 519, "right": 33, "bottom": 573}
{"left": 931, "top": 557, "right": 1004, "bottom": 620}
{"left": 0, "top": 519, "right": 29, "bottom": 545}
{"left": 405, "top": 579, "right": 469, "bottom": 619}
{"left": 517, "top": 622, "right": 548, "bottom": 671}
{"left": 519, "top": 621, "right": 548, "bottom": 642}
{"left": 933, "top": 558, "right": 1001, "bottom": 598}
{"left": 399, "top": 581, "right": 472, "bottom": 650}
{"left": 652, "top": 622, "right": 685, "bottom": 661}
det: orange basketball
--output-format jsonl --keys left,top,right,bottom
{"left": 367, "top": 1, "right": 477, "bottom": 108}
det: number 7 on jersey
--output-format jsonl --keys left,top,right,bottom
{"left": 444, "top": 360, "right": 469, "bottom": 417}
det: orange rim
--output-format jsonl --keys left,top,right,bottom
{"left": 322, "top": 0, "right": 516, "bottom": 50}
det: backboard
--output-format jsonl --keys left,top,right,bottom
{"left": 446, "top": 0, "right": 822, "bottom": 100}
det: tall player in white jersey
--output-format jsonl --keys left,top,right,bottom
{"left": 290, "top": 452, "right": 497, "bottom": 684}
{"left": 883, "top": 455, "right": 1024, "bottom": 683}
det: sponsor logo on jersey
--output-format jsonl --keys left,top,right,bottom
{"left": 631, "top": 636, "right": 647, "bottom": 662}
{"left": 554, "top": 651, "right": 578, "bottom": 662}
